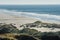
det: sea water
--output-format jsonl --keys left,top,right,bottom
{"left": 0, "top": 5, "right": 60, "bottom": 22}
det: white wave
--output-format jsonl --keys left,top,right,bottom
{"left": 0, "top": 9, "right": 60, "bottom": 23}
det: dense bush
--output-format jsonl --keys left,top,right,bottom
{"left": 0, "top": 24, "right": 19, "bottom": 34}
{"left": 15, "top": 35, "right": 39, "bottom": 40}
{"left": 0, "top": 23, "right": 60, "bottom": 40}
{"left": 42, "top": 32, "right": 60, "bottom": 40}
{"left": 34, "top": 21, "right": 42, "bottom": 24}
{"left": 20, "top": 28, "right": 38, "bottom": 35}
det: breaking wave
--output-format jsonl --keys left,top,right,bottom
{"left": 0, "top": 9, "right": 60, "bottom": 23}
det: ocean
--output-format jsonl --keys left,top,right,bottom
{"left": 0, "top": 5, "right": 60, "bottom": 22}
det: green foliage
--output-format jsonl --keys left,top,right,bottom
{"left": 0, "top": 24, "right": 19, "bottom": 34}
{"left": 0, "top": 23, "right": 60, "bottom": 40}
{"left": 20, "top": 28, "right": 38, "bottom": 35}
{"left": 15, "top": 35, "right": 40, "bottom": 40}
{"left": 34, "top": 21, "right": 42, "bottom": 24}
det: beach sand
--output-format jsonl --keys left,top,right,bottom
{"left": 0, "top": 13, "right": 60, "bottom": 32}
{"left": 0, "top": 13, "right": 37, "bottom": 28}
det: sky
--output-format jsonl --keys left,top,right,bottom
{"left": 0, "top": 0, "right": 60, "bottom": 5}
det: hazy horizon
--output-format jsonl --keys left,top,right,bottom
{"left": 0, "top": 0, "right": 60, "bottom": 5}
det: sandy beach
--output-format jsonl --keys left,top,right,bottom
{"left": 0, "top": 13, "right": 37, "bottom": 28}
{"left": 0, "top": 13, "right": 60, "bottom": 32}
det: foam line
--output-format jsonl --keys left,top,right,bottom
{"left": 0, "top": 9, "right": 60, "bottom": 22}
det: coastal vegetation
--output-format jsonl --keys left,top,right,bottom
{"left": 20, "top": 21, "right": 60, "bottom": 28}
{"left": 0, "top": 21, "right": 60, "bottom": 40}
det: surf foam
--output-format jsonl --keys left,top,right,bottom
{"left": 0, "top": 9, "right": 60, "bottom": 23}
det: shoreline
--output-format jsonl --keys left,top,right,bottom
{"left": 0, "top": 13, "right": 60, "bottom": 25}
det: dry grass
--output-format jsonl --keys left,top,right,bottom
{"left": 0, "top": 33, "right": 40, "bottom": 40}
{"left": 0, "top": 33, "right": 19, "bottom": 40}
